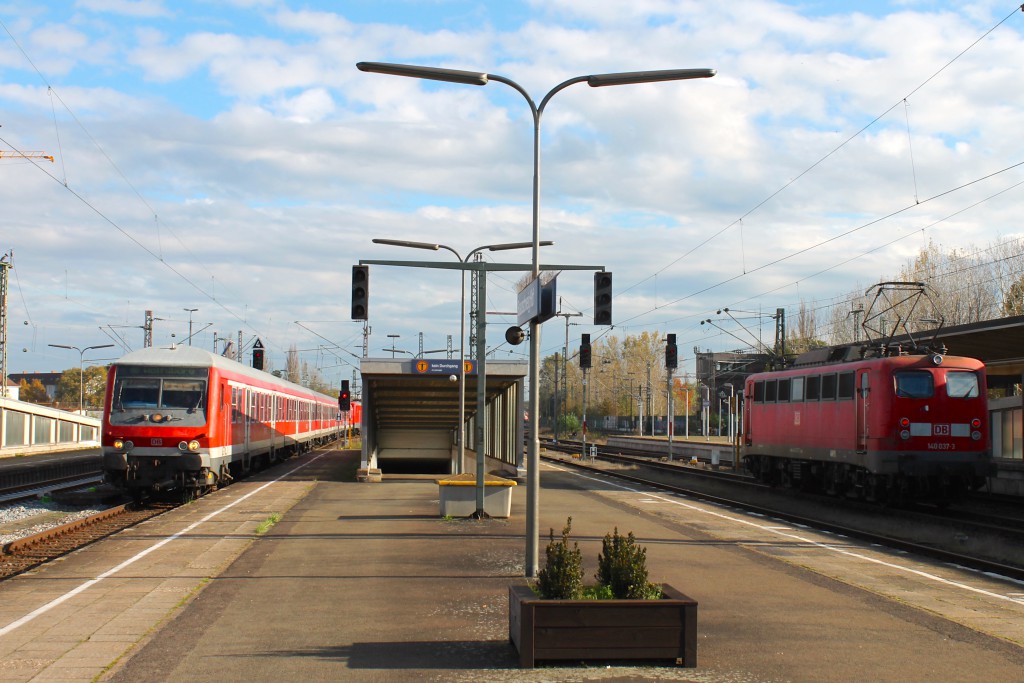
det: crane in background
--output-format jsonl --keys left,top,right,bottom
{"left": 0, "top": 150, "right": 54, "bottom": 162}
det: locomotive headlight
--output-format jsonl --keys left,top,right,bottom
{"left": 177, "top": 440, "right": 200, "bottom": 452}
{"left": 930, "top": 354, "right": 943, "bottom": 366}
{"left": 971, "top": 418, "right": 982, "bottom": 429}
{"left": 899, "top": 417, "right": 911, "bottom": 428}
{"left": 898, "top": 417, "right": 911, "bottom": 440}
{"left": 178, "top": 441, "right": 188, "bottom": 452}
{"left": 113, "top": 439, "right": 133, "bottom": 451}
{"left": 971, "top": 431, "right": 982, "bottom": 441}
{"left": 114, "top": 439, "right": 124, "bottom": 450}
{"left": 900, "top": 429, "right": 911, "bottom": 440}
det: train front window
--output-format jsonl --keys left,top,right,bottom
{"left": 111, "top": 372, "right": 208, "bottom": 426}
{"left": 945, "top": 371, "right": 979, "bottom": 398}
{"left": 894, "top": 371, "right": 933, "bottom": 399}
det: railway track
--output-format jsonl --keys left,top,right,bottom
{"left": 0, "top": 502, "right": 176, "bottom": 580}
{"left": 541, "top": 443, "right": 1024, "bottom": 582}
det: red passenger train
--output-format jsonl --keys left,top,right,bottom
{"left": 101, "top": 346, "right": 357, "bottom": 501}
{"left": 741, "top": 349, "right": 992, "bottom": 503}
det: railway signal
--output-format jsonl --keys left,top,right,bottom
{"left": 666, "top": 333, "right": 678, "bottom": 369}
{"left": 339, "top": 380, "right": 351, "bottom": 411}
{"left": 594, "top": 271, "right": 612, "bottom": 325}
{"left": 351, "top": 265, "right": 369, "bottom": 320}
{"left": 579, "top": 333, "right": 592, "bottom": 368}
{"left": 252, "top": 339, "right": 265, "bottom": 370}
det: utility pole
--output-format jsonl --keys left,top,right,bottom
{"left": 144, "top": 310, "right": 153, "bottom": 348}
{"left": 554, "top": 305, "right": 582, "bottom": 439}
{"left": 0, "top": 251, "right": 10, "bottom": 398}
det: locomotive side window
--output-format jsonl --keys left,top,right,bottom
{"left": 820, "top": 374, "right": 837, "bottom": 400}
{"left": 946, "top": 371, "right": 980, "bottom": 398}
{"left": 894, "top": 371, "right": 934, "bottom": 398}
{"left": 753, "top": 381, "right": 764, "bottom": 403}
{"left": 765, "top": 380, "right": 778, "bottom": 402}
{"left": 791, "top": 377, "right": 804, "bottom": 402}
{"left": 805, "top": 375, "right": 820, "bottom": 401}
{"left": 778, "top": 378, "right": 791, "bottom": 402}
{"left": 837, "top": 372, "right": 855, "bottom": 400}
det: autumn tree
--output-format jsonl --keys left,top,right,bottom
{"left": 55, "top": 366, "right": 107, "bottom": 411}
{"left": 18, "top": 379, "right": 51, "bottom": 404}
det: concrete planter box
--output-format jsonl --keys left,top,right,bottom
{"left": 437, "top": 474, "right": 515, "bottom": 518}
{"left": 508, "top": 583, "right": 698, "bottom": 668}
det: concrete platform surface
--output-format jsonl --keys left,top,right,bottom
{"left": 1, "top": 447, "right": 1022, "bottom": 682}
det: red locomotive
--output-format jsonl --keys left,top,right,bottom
{"left": 741, "top": 349, "right": 992, "bottom": 503}
{"left": 102, "top": 346, "right": 355, "bottom": 501}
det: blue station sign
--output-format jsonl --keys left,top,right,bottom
{"left": 412, "top": 359, "right": 477, "bottom": 375}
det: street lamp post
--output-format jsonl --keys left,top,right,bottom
{"left": 358, "top": 61, "right": 715, "bottom": 576}
{"left": 48, "top": 343, "right": 115, "bottom": 413}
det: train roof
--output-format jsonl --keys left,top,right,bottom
{"left": 111, "top": 346, "right": 337, "bottom": 403}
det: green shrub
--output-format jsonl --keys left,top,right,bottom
{"left": 596, "top": 527, "right": 660, "bottom": 599}
{"left": 536, "top": 517, "right": 584, "bottom": 600}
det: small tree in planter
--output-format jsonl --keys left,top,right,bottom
{"left": 510, "top": 517, "right": 699, "bottom": 667}
{"left": 596, "top": 527, "right": 662, "bottom": 600}
{"left": 535, "top": 517, "right": 584, "bottom": 600}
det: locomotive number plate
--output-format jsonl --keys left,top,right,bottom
{"left": 926, "top": 442, "right": 955, "bottom": 450}
{"left": 151, "top": 438, "right": 163, "bottom": 446}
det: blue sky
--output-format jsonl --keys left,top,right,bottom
{"left": 2, "top": 0, "right": 1023, "bottom": 385}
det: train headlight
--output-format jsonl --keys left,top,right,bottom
{"left": 114, "top": 439, "right": 124, "bottom": 450}
{"left": 930, "top": 354, "right": 943, "bottom": 366}
{"left": 113, "top": 439, "right": 133, "bottom": 451}
{"left": 971, "top": 431, "right": 982, "bottom": 441}
{"left": 971, "top": 418, "right": 982, "bottom": 429}
{"left": 900, "top": 429, "right": 911, "bottom": 440}
{"left": 177, "top": 440, "right": 200, "bottom": 452}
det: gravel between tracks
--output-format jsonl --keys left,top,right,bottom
{"left": 0, "top": 500, "right": 106, "bottom": 546}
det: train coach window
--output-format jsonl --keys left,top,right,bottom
{"left": 805, "top": 375, "right": 820, "bottom": 401}
{"left": 820, "top": 374, "right": 837, "bottom": 400}
{"left": 118, "top": 379, "right": 160, "bottom": 409}
{"left": 894, "top": 371, "right": 934, "bottom": 398}
{"left": 838, "top": 372, "right": 855, "bottom": 400}
{"left": 162, "top": 380, "right": 206, "bottom": 411}
{"left": 946, "top": 371, "right": 980, "bottom": 398}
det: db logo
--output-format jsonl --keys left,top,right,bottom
{"left": 933, "top": 424, "right": 951, "bottom": 436}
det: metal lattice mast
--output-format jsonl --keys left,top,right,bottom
{"left": 144, "top": 310, "right": 154, "bottom": 348}
{"left": 0, "top": 251, "right": 10, "bottom": 397}
{"left": 469, "top": 252, "right": 482, "bottom": 351}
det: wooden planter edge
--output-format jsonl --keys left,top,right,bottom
{"left": 508, "top": 582, "right": 698, "bottom": 669}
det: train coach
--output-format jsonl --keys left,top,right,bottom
{"left": 101, "top": 345, "right": 345, "bottom": 501}
{"left": 741, "top": 349, "right": 992, "bottom": 503}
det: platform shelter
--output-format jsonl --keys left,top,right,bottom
{"left": 358, "top": 357, "right": 526, "bottom": 477}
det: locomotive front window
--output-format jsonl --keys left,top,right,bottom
{"left": 894, "top": 371, "right": 934, "bottom": 399}
{"left": 945, "top": 371, "right": 980, "bottom": 398}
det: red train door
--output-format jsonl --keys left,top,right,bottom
{"left": 856, "top": 370, "right": 870, "bottom": 452}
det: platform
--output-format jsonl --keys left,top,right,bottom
{"left": 0, "top": 447, "right": 1021, "bottom": 682}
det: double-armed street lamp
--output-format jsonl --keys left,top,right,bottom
{"left": 358, "top": 60, "right": 715, "bottom": 576}
{"left": 48, "top": 343, "right": 115, "bottom": 413}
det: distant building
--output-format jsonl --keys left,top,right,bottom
{"left": 3, "top": 377, "right": 19, "bottom": 401}
{"left": 7, "top": 372, "right": 63, "bottom": 400}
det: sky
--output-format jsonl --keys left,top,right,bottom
{"left": 1, "top": 0, "right": 1023, "bottom": 389}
